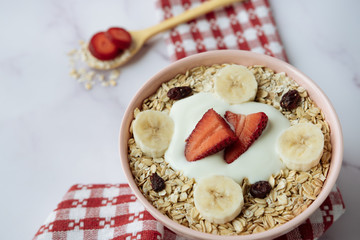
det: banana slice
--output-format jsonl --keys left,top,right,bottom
{"left": 214, "top": 64, "right": 258, "bottom": 104}
{"left": 132, "top": 110, "right": 174, "bottom": 158}
{"left": 276, "top": 123, "right": 324, "bottom": 171}
{"left": 194, "top": 175, "right": 244, "bottom": 224}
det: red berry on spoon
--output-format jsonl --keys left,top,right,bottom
{"left": 105, "top": 27, "right": 132, "bottom": 49}
{"left": 88, "top": 32, "right": 119, "bottom": 60}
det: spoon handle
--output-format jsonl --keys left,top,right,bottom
{"left": 140, "top": 0, "right": 243, "bottom": 41}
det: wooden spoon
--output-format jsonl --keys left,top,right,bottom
{"left": 85, "top": 0, "right": 244, "bottom": 70}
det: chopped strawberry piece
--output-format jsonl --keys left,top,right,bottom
{"left": 224, "top": 111, "right": 246, "bottom": 136}
{"left": 88, "top": 32, "right": 120, "bottom": 60}
{"left": 105, "top": 27, "right": 132, "bottom": 50}
{"left": 185, "top": 109, "right": 237, "bottom": 162}
{"left": 223, "top": 140, "right": 246, "bottom": 164}
{"left": 224, "top": 111, "right": 268, "bottom": 164}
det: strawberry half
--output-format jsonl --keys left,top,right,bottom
{"left": 105, "top": 27, "right": 132, "bottom": 50}
{"left": 224, "top": 111, "right": 268, "bottom": 164}
{"left": 88, "top": 32, "right": 119, "bottom": 60}
{"left": 185, "top": 109, "right": 237, "bottom": 162}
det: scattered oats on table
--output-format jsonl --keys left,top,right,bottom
{"left": 127, "top": 64, "right": 332, "bottom": 236}
{"left": 67, "top": 40, "right": 121, "bottom": 90}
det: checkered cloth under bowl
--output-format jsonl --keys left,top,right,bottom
{"left": 33, "top": 184, "right": 344, "bottom": 240}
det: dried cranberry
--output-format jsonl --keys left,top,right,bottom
{"left": 250, "top": 181, "right": 272, "bottom": 198}
{"left": 150, "top": 173, "right": 165, "bottom": 192}
{"left": 167, "top": 86, "right": 192, "bottom": 100}
{"left": 280, "top": 90, "right": 301, "bottom": 110}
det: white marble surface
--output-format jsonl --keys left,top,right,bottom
{"left": 0, "top": 0, "right": 359, "bottom": 239}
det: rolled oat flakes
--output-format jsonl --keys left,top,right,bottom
{"left": 127, "top": 64, "right": 331, "bottom": 236}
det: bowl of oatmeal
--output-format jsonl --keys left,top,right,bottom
{"left": 119, "top": 50, "right": 343, "bottom": 239}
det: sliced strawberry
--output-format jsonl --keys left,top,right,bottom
{"left": 223, "top": 141, "right": 245, "bottom": 164}
{"left": 225, "top": 111, "right": 246, "bottom": 136}
{"left": 88, "top": 32, "right": 119, "bottom": 60}
{"left": 224, "top": 111, "right": 268, "bottom": 164}
{"left": 105, "top": 27, "right": 132, "bottom": 50}
{"left": 185, "top": 109, "right": 237, "bottom": 162}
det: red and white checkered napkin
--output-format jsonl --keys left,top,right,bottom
{"left": 33, "top": 184, "right": 344, "bottom": 240}
{"left": 156, "top": 0, "right": 287, "bottom": 61}
{"left": 34, "top": 0, "right": 345, "bottom": 239}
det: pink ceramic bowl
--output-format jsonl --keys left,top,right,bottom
{"left": 119, "top": 50, "right": 343, "bottom": 240}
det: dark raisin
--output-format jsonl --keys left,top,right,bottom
{"left": 167, "top": 86, "right": 192, "bottom": 100}
{"left": 280, "top": 89, "right": 301, "bottom": 110}
{"left": 150, "top": 173, "right": 165, "bottom": 192}
{"left": 250, "top": 181, "right": 272, "bottom": 198}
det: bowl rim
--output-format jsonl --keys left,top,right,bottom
{"left": 119, "top": 50, "right": 343, "bottom": 240}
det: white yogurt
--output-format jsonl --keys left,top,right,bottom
{"left": 164, "top": 92, "right": 290, "bottom": 183}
